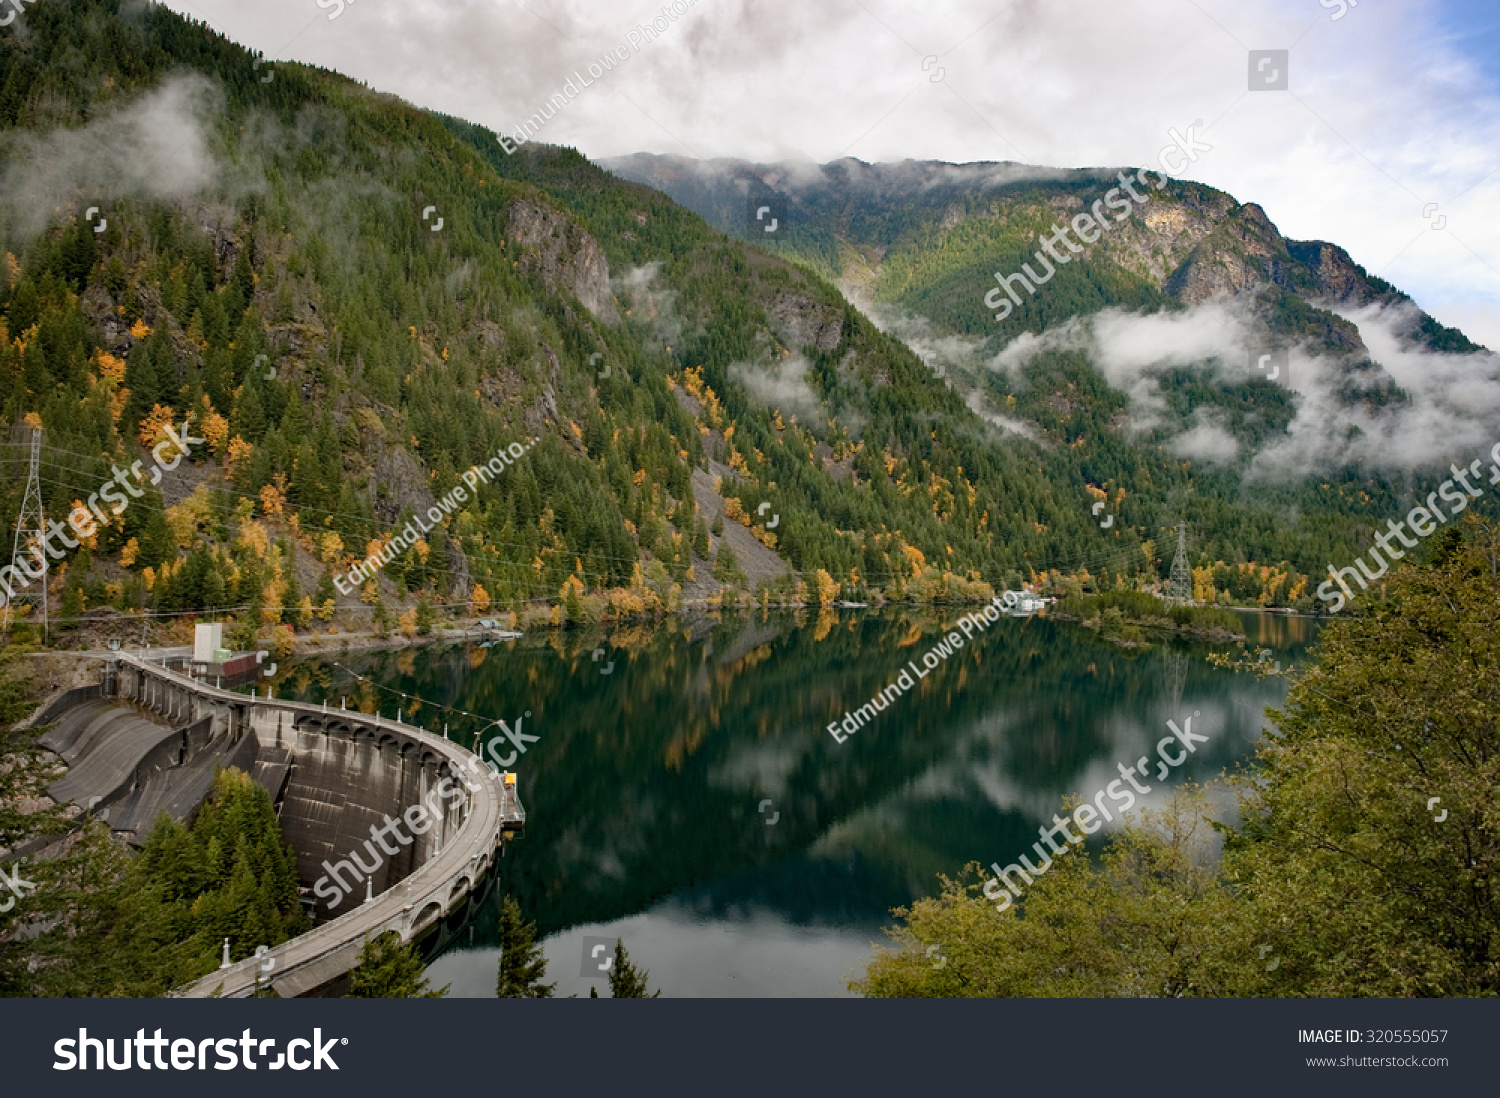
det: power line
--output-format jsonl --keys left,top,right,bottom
{"left": 8, "top": 439, "right": 1158, "bottom": 579}
{"left": 3, "top": 441, "right": 1166, "bottom": 603}
{"left": 6, "top": 444, "right": 658, "bottom": 571}
{"left": 326, "top": 659, "right": 517, "bottom": 737}
{"left": 16, "top": 467, "right": 640, "bottom": 590}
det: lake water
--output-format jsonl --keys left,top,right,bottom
{"left": 274, "top": 607, "right": 1319, "bottom": 997}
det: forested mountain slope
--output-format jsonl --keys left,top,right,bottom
{"left": 600, "top": 153, "right": 1500, "bottom": 607}
{"left": 1, "top": 1, "right": 1489, "bottom": 645}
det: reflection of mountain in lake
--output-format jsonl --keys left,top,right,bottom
{"left": 275, "top": 609, "right": 1311, "bottom": 951}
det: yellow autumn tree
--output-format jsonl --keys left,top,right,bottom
{"left": 198, "top": 396, "right": 229, "bottom": 458}
{"left": 261, "top": 576, "right": 287, "bottom": 625}
{"left": 319, "top": 530, "right": 344, "bottom": 565}
{"left": 95, "top": 351, "right": 127, "bottom": 386}
{"left": 811, "top": 569, "right": 840, "bottom": 605}
{"left": 269, "top": 624, "right": 297, "bottom": 660}
{"left": 237, "top": 517, "right": 271, "bottom": 559}
{"left": 225, "top": 436, "right": 253, "bottom": 475}
{"left": 165, "top": 485, "right": 213, "bottom": 550}
{"left": 902, "top": 544, "right": 927, "bottom": 576}
{"left": 137, "top": 404, "right": 177, "bottom": 448}
{"left": 259, "top": 482, "right": 285, "bottom": 517}
{"left": 68, "top": 501, "right": 99, "bottom": 550}
{"left": 472, "top": 584, "right": 491, "bottom": 613}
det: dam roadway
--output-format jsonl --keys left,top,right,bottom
{"left": 95, "top": 652, "right": 522, "bottom": 998}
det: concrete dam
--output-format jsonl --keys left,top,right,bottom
{"left": 31, "top": 652, "right": 524, "bottom": 997}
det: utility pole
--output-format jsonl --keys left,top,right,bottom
{"left": 1166, "top": 522, "right": 1192, "bottom": 604}
{"left": 3, "top": 426, "right": 48, "bottom": 641}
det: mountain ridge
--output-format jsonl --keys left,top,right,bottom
{"left": 599, "top": 151, "right": 1483, "bottom": 359}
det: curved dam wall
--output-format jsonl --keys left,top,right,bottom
{"left": 275, "top": 712, "right": 470, "bottom": 916}
{"left": 105, "top": 654, "right": 520, "bottom": 998}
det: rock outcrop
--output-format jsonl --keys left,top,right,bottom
{"left": 506, "top": 199, "right": 621, "bottom": 325}
{"left": 767, "top": 291, "right": 843, "bottom": 353}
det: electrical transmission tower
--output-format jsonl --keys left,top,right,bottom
{"left": 1166, "top": 521, "right": 1192, "bottom": 604}
{"left": 3, "top": 426, "right": 48, "bottom": 639}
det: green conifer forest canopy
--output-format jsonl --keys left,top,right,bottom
{"left": 0, "top": 0, "right": 1494, "bottom": 633}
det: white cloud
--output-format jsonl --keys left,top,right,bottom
{"left": 1250, "top": 301, "right": 1500, "bottom": 477}
{"left": 729, "top": 353, "right": 824, "bottom": 421}
{"left": 988, "top": 296, "right": 1500, "bottom": 478}
{"left": 0, "top": 74, "right": 221, "bottom": 243}
{"left": 615, "top": 261, "right": 685, "bottom": 346}
{"left": 1169, "top": 412, "right": 1240, "bottom": 465}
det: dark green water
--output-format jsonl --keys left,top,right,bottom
{"left": 274, "top": 607, "right": 1318, "bottom": 997}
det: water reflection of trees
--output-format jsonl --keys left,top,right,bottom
{"left": 278, "top": 610, "right": 1307, "bottom": 940}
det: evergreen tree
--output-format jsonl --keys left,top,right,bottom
{"left": 58, "top": 576, "right": 85, "bottom": 628}
{"left": 713, "top": 541, "right": 745, "bottom": 586}
{"left": 346, "top": 932, "right": 447, "bottom": 998}
{"left": 0, "top": 647, "right": 65, "bottom": 855}
{"left": 282, "top": 562, "right": 303, "bottom": 627}
{"left": 605, "top": 939, "right": 659, "bottom": 998}
{"left": 494, "top": 895, "right": 555, "bottom": 998}
{"left": 139, "top": 505, "right": 177, "bottom": 570}
{"left": 8, "top": 768, "right": 306, "bottom": 996}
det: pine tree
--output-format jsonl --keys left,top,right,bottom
{"left": 140, "top": 505, "right": 177, "bottom": 570}
{"left": 315, "top": 569, "right": 336, "bottom": 607}
{"left": 713, "top": 541, "right": 745, "bottom": 586}
{"left": 606, "top": 939, "right": 659, "bottom": 998}
{"left": 282, "top": 560, "right": 303, "bottom": 626}
{"left": 494, "top": 896, "right": 555, "bottom": 998}
{"left": 346, "top": 932, "right": 447, "bottom": 998}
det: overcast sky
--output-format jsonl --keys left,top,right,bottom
{"left": 162, "top": 0, "right": 1500, "bottom": 348}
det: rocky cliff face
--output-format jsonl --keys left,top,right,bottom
{"left": 767, "top": 291, "right": 843, "bottom": 353}
{"left": 506, "top": 199, "right": 621, "bottom": 325}
{"left": 1286, "top": 240, "right": 1384, "bottom": 306}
